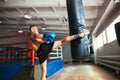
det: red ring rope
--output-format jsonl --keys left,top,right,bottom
{"left": 0, "top": 33, "right": 35, "bottom": 66}
{"left": 0, "top": 49, "right": 29, "bottom": 54}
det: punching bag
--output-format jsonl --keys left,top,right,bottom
{"left": 67, "top": 0, "right": 89, "bottom": 61}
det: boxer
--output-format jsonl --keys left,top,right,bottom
{"left": 28, "top": 25, "right": 90, "bottom": 80}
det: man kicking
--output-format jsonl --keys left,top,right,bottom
{"left": 28, "top": 25, "right": 90, "bottom": 80}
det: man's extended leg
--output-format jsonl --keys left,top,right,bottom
{"left": 40, "top": 60, "right": 47, "bottom": 80}
{"left": 52, "top": 29, "right": 90, "bottom": 50}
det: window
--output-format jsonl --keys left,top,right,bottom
{"left": 96, "top": 33, "right": 103, "bottom": 48}
{"left": 95, "top": 15, "right": 120, "bottom": 49}
{"left": 106, "top": 23, "right": 116, "bottom": 43}
{"left": 105, "top": 15, "right": 120, "bottom": 43}
{"left": 102, "top": 30, "right": 107, "bottom": 44}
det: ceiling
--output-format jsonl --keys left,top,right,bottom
{"left": 0, "top": 0, "right": 115, "bottom": 39}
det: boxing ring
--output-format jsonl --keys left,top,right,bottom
{"left": 0, "top": 33, "right": 63, "bottom": 80}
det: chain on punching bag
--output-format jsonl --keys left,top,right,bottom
{"left": 67, "top": 0, "right": 89, "bottom": 61}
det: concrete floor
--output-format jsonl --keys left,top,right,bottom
{"left": 47, "top": 62, "right": 120, "bottom": 80}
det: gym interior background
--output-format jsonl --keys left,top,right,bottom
{"left": 0, "top": 0, "right": 120, "bottom": 80}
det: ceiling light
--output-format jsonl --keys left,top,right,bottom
{"left": 18, "top": 28, "right": 23, "bottom": 33}
{"left": 18, "top": 30, "right": 23, "bottom": 33}
{"left": 61, "top": 17, "right": 67, "bottom": 24}
{"left": 63, "top": 17, "right": 67, "bottom": 22}
{"left": 41, "top": 27, "right": 46, "bottom": 30}
{"left": 0, "top": 21, "right": 2, "bottom": 23}
{"left": 63, "top": 18, "right": 67, "bottom": 22}
{"left": 24, "top": 13, "right": 32, "bottom": 19}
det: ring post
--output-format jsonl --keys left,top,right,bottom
{"left": 31, "top": 50, "right": 34, "bottom": 66}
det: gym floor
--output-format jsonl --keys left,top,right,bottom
{"left": 47, "top": 62, "right": 120, "bottom": 80}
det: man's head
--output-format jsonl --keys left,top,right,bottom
{"left": 29, "top": 25, "right": 39, "bottom": 34}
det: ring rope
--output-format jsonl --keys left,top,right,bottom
{"left": 0, "top": 33, "right": 35, "bottom": 65}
